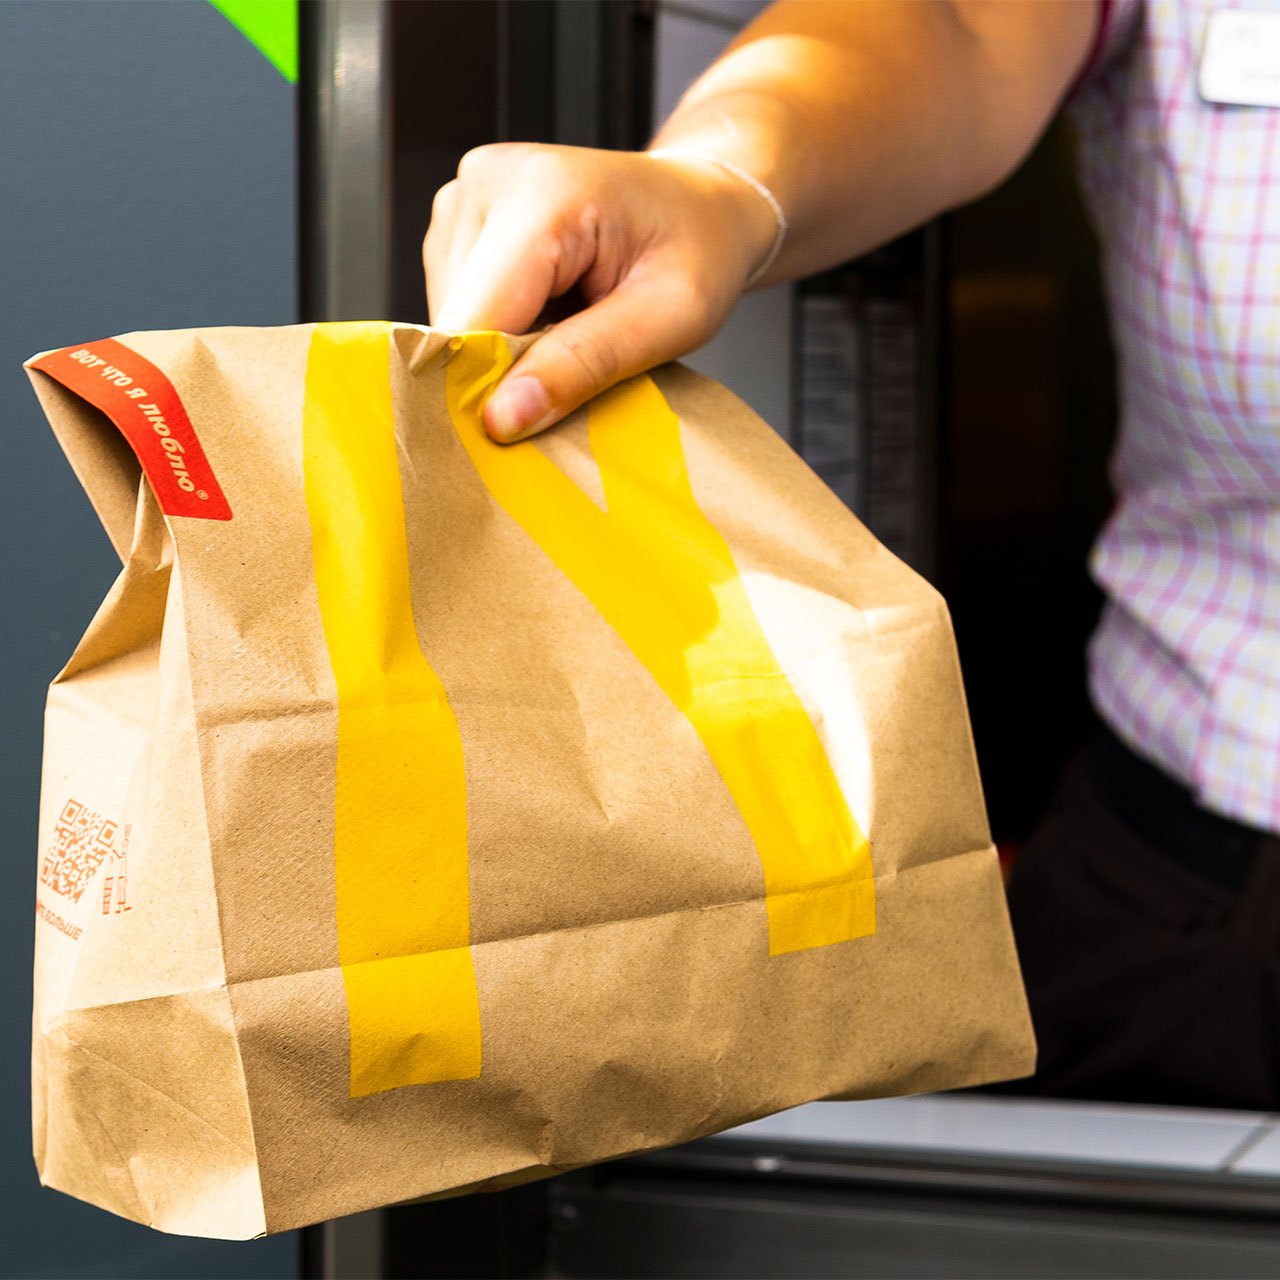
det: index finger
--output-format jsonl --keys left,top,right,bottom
{"left": 432, "top": 196, "right": 577, "bottom": 335}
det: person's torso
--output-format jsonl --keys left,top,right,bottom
{"left": 1070, "top": 0, "right": 1280, "bottom": 831}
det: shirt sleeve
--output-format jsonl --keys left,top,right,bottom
{"left": 1076, "top": 0, "right": 1144, "bottom": 85}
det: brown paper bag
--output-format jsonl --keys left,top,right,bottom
{"left": 25, "top": 322, "right": 1033, "bottom": 1239}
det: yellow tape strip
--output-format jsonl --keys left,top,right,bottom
{"left": 445, "top": 334, "right": 874, "bottom": 955}
{"left": 303, "top": 322, "right": 481, "bottom": 1097}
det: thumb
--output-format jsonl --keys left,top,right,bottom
{"left": 482, "top": 276, "right": 712, "bottom": 442}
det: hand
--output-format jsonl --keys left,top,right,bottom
{"left": 424, "top": 143, "right": 780, "bottom": 442}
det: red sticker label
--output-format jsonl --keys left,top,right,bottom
{"left": 31, "top": 338, "right": 232, "bottom": 520}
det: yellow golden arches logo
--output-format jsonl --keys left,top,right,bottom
{"left": 303, "top": 324, "right": 876, "bottom": 1099}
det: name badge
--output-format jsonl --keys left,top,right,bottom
{"left": 1200, "top": 8, "right": 1280, "bottom": 107}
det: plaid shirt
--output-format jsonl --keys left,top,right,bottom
{"left": 1070, "top": 0, "right": 1280, "bottom": 833}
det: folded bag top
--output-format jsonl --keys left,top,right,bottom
{"left": 25, "top": 322, "right": 1032, "bottom": 1239}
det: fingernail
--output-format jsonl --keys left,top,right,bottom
{"left": 486, "top": 376, "right": 551, "bottom": 442}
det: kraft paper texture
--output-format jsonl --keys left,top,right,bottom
{"left": 25, "top": 322, "right": 1034, "bottom": 1239}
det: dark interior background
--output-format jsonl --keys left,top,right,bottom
{"left": 942, "top": 118, "right": 1118, "bottom": 846}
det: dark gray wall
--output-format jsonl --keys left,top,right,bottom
{"left": 0, "top": 2, "right": 297, "bottom": 1275}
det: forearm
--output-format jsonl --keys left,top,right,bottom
{"left": 423, "top": 0, "right": 1100, "bottom": 437}
{"left": 650, "top": 0, "right": 1099, "bottom": 283}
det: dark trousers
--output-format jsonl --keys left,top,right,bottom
{"left": 1006, "top": 727, "right": 1280, "bottom": 1111}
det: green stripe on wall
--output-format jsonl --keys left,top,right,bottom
{"left": 208, "top": 0, "right": 298, "bottom": 83}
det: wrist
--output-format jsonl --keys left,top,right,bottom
{"left": 646, "top": 148, "right": 788, "bottom": 287}
{"left": 652, "top": 79, "right": 806, "bottom": 220}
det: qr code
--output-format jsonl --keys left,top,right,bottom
{"left": 40, "top": 799, "right": 118, "bottom": 903}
